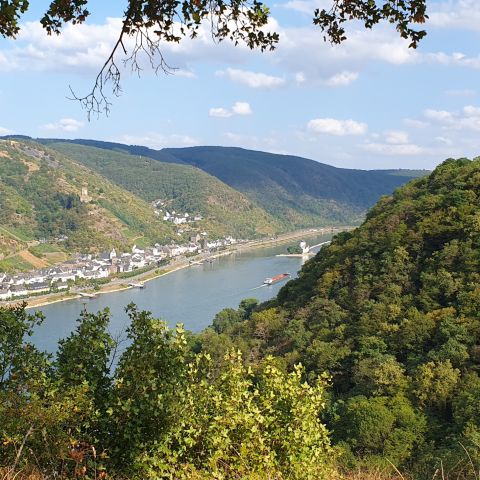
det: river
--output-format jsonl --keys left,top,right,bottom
{"left": 31, "top": 233, "right": 333, "bottom": 353}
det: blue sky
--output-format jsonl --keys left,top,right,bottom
{"left": 1, "top": 0, "right": 480, "bottom": 169}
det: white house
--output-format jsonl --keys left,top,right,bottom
{"left": 131, "top": 254, "right": 146, "bottom": 269}
{"left": 0, "top": 289, "right": 12, "bottom": 301}
{"left": 187, "top": 243, "right": 199, "bottom": 254}
{"left": 10, "top": 285, "right": 28, "bottom": 297}
{"left": 132, "top": 245, "right": 145, "bottom": 255}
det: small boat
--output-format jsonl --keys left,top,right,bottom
{"left": 78, "top": 292, "right": 98, "bottom": 299}
{"left": 263, "top": 273, "right": 290, "bottom": 285}
{"left": 129, "top": 282, "right": 145, "bottom": 289}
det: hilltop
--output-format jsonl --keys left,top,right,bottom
{"left": 43, "top": 141, "right": 283, "bottom": 239}
{"left": 0, "top": 140, "right": 179, "bottom": 271}
{"left": 199, "top": 157, "right": 480, "bottom": 475}
{"left": 39, "top": 139, "right": 426, "bottom": 227}
{"left": 0, "top": 136, "right": 427, "bottom": 273}
{"left": 0, "top": 139, "right": 283, "bottom": 272}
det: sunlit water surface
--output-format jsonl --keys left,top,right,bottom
{"left": 31, "top": 233, "right": 332, "bottom": 352}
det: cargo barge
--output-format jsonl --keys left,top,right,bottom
{"left": 263, "top": 273, "right": 290, "bottom": 285}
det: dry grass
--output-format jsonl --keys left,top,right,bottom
{"left": 17, "top": 250, "right": 47, "bottom": 269}
{"left": 341, "top": 468, "right": 406, "bottom": 480}
{"left": 0, "top": 468, "right": 44, "bottom": 480}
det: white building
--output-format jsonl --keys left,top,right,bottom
{"left": 0, "top": 289, "right": 12, "bottom": 301}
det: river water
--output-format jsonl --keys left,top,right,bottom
{"left": 31, "top": 233, "right": 332, "bottom": 353}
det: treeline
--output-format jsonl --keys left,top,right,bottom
{"left": 0, "top": 304, "right": 333, "bottom": 479}
{"left": 46, "top": 142, "right": 283, "bottom": 238}
{"left": 194, "top": 157, "right": 480, "bottom": 478}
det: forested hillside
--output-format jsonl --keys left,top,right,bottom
{"left": 0, "top": 140, "right": 176, "bottom": 269}
{"left": 2, "top": 157, "right": 479, "bottom": 480}
{"left": 43, "top": 142, "right": 283, "bottom": 238}
{"left": 197, "top": 157, "right": 480, "bottom": 477}
{"left": 32, "top": 138, "right": 425, "bottom": 228}
{"left": 162, "top": 146, "right": 425, "bottom": 225}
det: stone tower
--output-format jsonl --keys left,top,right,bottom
{"left": 80, "top": 183, "right": 91, "bottom": 203}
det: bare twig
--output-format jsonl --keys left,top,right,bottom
{"left": 459, "top": 442, "right": 479, "bottom": 480}
{"left": 11, "top": 424, "right": 34, "bottom": 473}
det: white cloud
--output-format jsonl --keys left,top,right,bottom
{"left": 42, "top": 118, "right": 84, "bottom": 132}
{"left": 209, "top": 101, "right": 252, "bottom": 118}
{"left": 2, "top": 10, "right": 477, "bottom": 89}
{"left": 424, "top": 109, "right": 454, "bottom": 122}
{"left": 307, "top": 118, "right": 367, "bottom": 136}
{"left": 429, "top": 0, "right": 480, "bottom": 32}
{"left": 0, "top": 17, "right": 248, "bottom": 74}
{"left": 435, "top": 136, "right": 453, "bottom": 146}
{"left": 223, "top": 131, "right": 284, "bottom": 153}
{"left": 384, "top": 130, "right": 409, "bottom": 145}
{"left": 209, "top": 107, "right": 233, "bottom": 118}
{"left": 424, "top": 105, "right": 480, "bottom": 132}
{"left": 231, "top": 101, "right": 252, "bottom": 115}
{"left": 426, "top": 51, "right": 480, "bottom": 69}
{"left": 0, "top": 127, "right": 12, "bottom": 135}
{"left": 174, "top": 69, "right": 196, "bottom": 78}
{"left": 2, "top": 19, "right": 122, "bottom": 73}
{"left": 463, "top": 105, "right": 480, "bottom": 116}
{"left": 362, "top": 142, "right": 425, "bottom": 156}
{"left": 119, "top": 133, "right": 199, "bottom": 148}
{"left": 323, "top": 71, "right": 359, "bottom": 87}
{"left": 281, "top": 0, "right": 329, "bottom": 14}
{"left": 360, "top": 129, "right": 425, "bottom": 155}
{"left": 217, "top": 68, "right": 285, "bottom": 89}
{"left": 295, "top": 72, "right": 306, "bottom": 84}
{"left": 404, "top": 118, "right": 429, "bottom": 129}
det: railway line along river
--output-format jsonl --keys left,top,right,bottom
{"left": 31, "top": 232, "right": 334, "bottom": 352}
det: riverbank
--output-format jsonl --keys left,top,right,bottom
{"left": 7, "top": 226, "right": 352, "bottom": 310}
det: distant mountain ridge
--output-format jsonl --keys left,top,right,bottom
{"left": 26, "top": 137, "right": 427, "bottom": 228}
{"left": 42, "top": 142, "right": 283, "bottom": 238}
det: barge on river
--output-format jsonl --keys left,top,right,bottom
{"left": 263, "top": 273, "right": 290, "bottom": 285}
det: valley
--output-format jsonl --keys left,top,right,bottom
{"left": 0, "top": 137, "right": 421, "bottom": 276}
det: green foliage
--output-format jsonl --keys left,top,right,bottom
{"left": 0, "top": 255, "right": 34, "bottom": 273}
{"left": 56, "top": 308, "right": 114, "bottom": 409}
{"left": 0, "top": 139, "right": 179, "bottom": 264}
{"left": 137, "top": 353, "right": 334, "bottom": 479}
{"left": 0, "top": 303, "right": 334, "bottom": 478}
{"left": 198, "top": 158, "right": 480, "bottom": 476}
{"left": 333, "top": 395, "right": 426, "bottom": 468}
{"left": 45, "top": 141, "right": 283, "bottom": 238}
{"left": 54, "top": 141, "right": 423, "bottom": 229}
{"left": 0, "top": 304, "right": 96, "bottom": 475}
{"left": 314, "top": 0, "right": 427, "bottom": 49}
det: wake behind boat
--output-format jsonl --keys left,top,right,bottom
{"left": 263, "top": 273, "right": 290, "bottom": 285}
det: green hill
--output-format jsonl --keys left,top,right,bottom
{"left": 42, "top": 142, "right": 283, "bottom": 239}
{"left": 199, "top": 157, "right": 480, "bottom": 475}
{"left": 42, "top": 139, "right": 426, "bottom": 227}
{"left": 0, "top": 140, "right": 177, "bottom": 269}
{"left": 162, "top": 146, "right": 426, "bottom": 225}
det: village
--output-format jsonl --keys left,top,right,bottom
{"left": 0, "top": 234, "right": 240, "bottom": 301}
